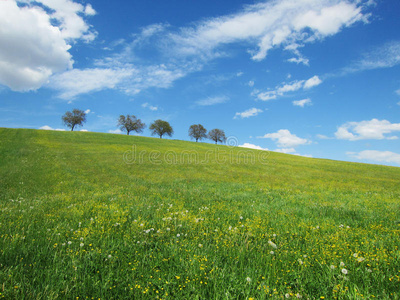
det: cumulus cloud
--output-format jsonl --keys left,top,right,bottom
{"left": 195, "top": 96, "right": 229, "bottom": 106}
{"left": 239, "top": 143, "right": 269, "bottom": 151}
{"left": 348, "top": 150, "right": 400, "bottom": 165}
{"left": 304, "top": 76, "right": 322, "bottom": 89}
{"left": 256, "top": 76, "right": 322, "bottom": 101}
{"left": 293, "top": 98, "right": 312, "bottom": 107}
{"left": 108, "top": 129, "right": 123, "bottom": 134}
{"left": 0, "top": 0, "right": 96, "bottom": 92}
{"left": 335, "top": 119, "right": 400, "bottom": 140}
{"left": 234, "top": 108, "right": 263, "bottom": 119}
{"left": 274, "top": 148, "right": 297, "bottom": 154}
{"left": 258, "top": 129, "right": 311, "bottom": 148}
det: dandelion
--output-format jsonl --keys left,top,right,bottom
{"left": 246, "top": 277, "right": 251, "bottom": 283}
{"left": 80, "top": 243, "right": 84, "bottom": 247}
{"left": 166, "top": 227, "right": 170, "bottom": 231}
{"left": 68, "top": 241, "right": 72, "bottom": 245}
{"left": 366, "top": 268, "right": 372, "bottom": 273}
{"left": 270, "top": 251, "right": 275, "bottom": 255}
{"left": 341, "top": 268, "right": 348, "bottom": 275}
{"left": 357, "top": 257, "right": 365, "bottom": 262}
{"left": 285, "top": 293, "right": 290, "bottom": 298}
{"left": 108, "top": 255, "right": 112, "bottom": 258}
{"left": 296, "top": 293, "right": 302, "bottom": 298}
{"left": 176, "top": 234, "right": 180, "bottom": 237}
{"left": 353, "top": 253, "right": 358, "bottom": 258}
{"left": 340, "top": 262, "right": 345, "bottom": 267}
{"left": 273, "top": 234, "right": 277, "bottom": 237}
{"left": 240, "top": 216, "right": 243, "bottom": 220}
{"left": 198, "top": 244, "right": 203, "bottom": 248}
{"left": 330, "top": 265, "right": 336, "bottom": 270}
{"left": 268, "top": 240, "right": 277, "bottom": 249}
{"left": 298, "top": 259, "right": 304, "bottom": 265}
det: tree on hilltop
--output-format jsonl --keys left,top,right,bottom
{"left": 118, "top": 115, "right": 145, "bottom": 135}
{"left": 208, "top": 128, "right": 226, "bottom": 144}
{"left": 149, "top": 119, "right": 173, "bottom": 139}
{"left": 188, "top": 124, "right": 207, "bottom": 142}
{"left": 62, "top": 109, "right": 86, "bottom": 131}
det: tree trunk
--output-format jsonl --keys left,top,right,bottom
{"left": 127, "top": 131, "right": 130, "bottom": 135}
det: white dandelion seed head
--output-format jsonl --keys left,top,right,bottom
{"left": 80, "top": 243, "right": 84, "bottom": 247}
{"left": 340, "top": 262, "right": 345, "bottom": 267}
{"left": 246, "top": 277, "right": 251, "bottom": 283}
{"left": 341, "top": 268, "right": 348, "bottom": 275}
{"left": 330, "top": 265, "right": 336, "bottom": 269}
{"left": 353, "top": 253, "right": 358, "bottom": 258}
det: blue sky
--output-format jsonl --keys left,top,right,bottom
{"left": 1, "top": 0, "right": 400, "bottom": 166}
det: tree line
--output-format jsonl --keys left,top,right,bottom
{"left": 62, "top": 109, "right": 227, "bottom": 144}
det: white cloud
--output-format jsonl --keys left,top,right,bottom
{"left": 303, "top": 76, "right": 322, "bottom": 89}
{"left": 195, "top": 96, "right": 229, "bottom": 106}
{"left": 234, "top": 108, "right": 263, "bottom": 119}
{"left": 336, "top": 41, "right": 400, "bottom": 77}
{"left": 396, "top": 89, "right": 400, "bottom": 96}
{"left": 274, "top": 148, "right": 296, "bottom": 154}
{"left": 39, "top": 125, "right": 65, "bottom": 131}
{"left": 239, "top": 143, "right": 268, "bottom": 151}
{"left": 84, "top": 109, "right": 91, "bottom": 114}
{"left": 142, "top": 103, "right": 158, "bottom": 111}
{"left": 258, "top": 129, "right": 311, "bottom": 148}
{"left": 287, "top": 56, "right": 309, "bottom": 65}
{"left": 256, "top": 75, "right": 322, "bottom": 101}
{"left": 348, "top": 150, "right": 400, "bottom": 165}
{"left": 108, "top": 129, "right": 123, "bottom": 134}
{"left": 335, "top": 119, "right": 400, "bottom": 141}
{"left": 293, "top": 98, "right": 312, "bottom": 107}
{"left": 49, "top": 68, "right": 134, "bottom": 99}
{"left": 168, "top": 0, "right": 366, "bottom": 62}
{"left": 248, "top": 80, "right": 255, "bottom": 87}
{"left": 316, "top": 134, "right": 332, "bottom": 139}
{"left": 80, "top": 129, "right": 89, "bottom": 132}
{"left": 0, "top": 0, "right": 96, "bottom": 92}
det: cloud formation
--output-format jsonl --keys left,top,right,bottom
{"left": 348, "top": 150, "right": 400, "bottom": 165}
{"left": 258, "top": 129, "right": 311, "bottom": 148}
{"left": 0, "top": 0, "right": 96, "bottom": 92}
{"left": 234, "top": 108, "right": 263, "bottom": 119}
{"left": 256, "top": 76, "right": 322, "bottom": 101}
{"left": 195, "top": 96, "right": 229, "bottom": 106}
{"left": 45, "top": 0, "right": 366, "bottom": 99}
{"left": 239, "top": 143, "right": 269, "bottom": 151}
{"left": 170, "top": 0, "right": 367, "bottom": 61}
{"left": 293, "top": 98, "right": 312, "bottom": 107}
{"left": 335, "top": 119, "right": 400, "bottom": 141}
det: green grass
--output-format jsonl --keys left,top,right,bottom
{"left": 0, "top": 128, "right": 399, "bottom": 299}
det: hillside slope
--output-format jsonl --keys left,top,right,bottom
{"left": 1, "top": 128, "right": 399, "bottom": 299}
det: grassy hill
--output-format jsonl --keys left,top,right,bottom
{"left": 0, "top": 128, "right": 399, "bottom": 299}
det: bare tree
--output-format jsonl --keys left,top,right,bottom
{"left": 188, "top": 124, "right": 207, "bottom": 142}
{"left": 208, "top": 129, "right": 226, "bottom": 144}
{"left": 117, "top": 115, "right": 145, "bottom": 135}
{"left": 149, "top": 119, "right": 173, "bottom": 138}
{"left": 62, "top": 109, "right": 87, "bottom": 131}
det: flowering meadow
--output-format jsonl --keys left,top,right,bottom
{"left": 0, "top": 128, "right": 399, "bottom": 299}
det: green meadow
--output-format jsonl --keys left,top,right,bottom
{"left": 0, "top": 128, "right": 399, "bottom": 299}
